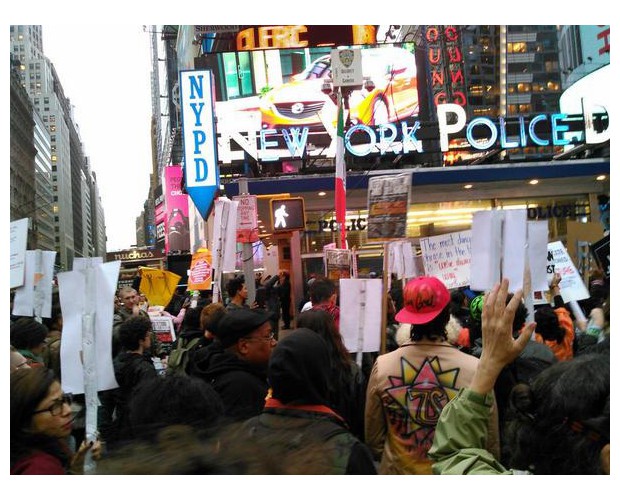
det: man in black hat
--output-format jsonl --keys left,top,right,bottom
{"left": 188, "top": 308, "right": 276, "bottom": 421}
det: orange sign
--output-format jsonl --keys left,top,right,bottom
{"left": 188, "top": 248, "right": 213, "bottom": 291}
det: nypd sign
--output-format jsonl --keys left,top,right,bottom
{"left": 180, "top": 70, "right": 219, "bottom": 219}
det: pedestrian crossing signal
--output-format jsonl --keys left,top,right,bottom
{"left": 270, "top": 197, "right": 306, "bottom": 233}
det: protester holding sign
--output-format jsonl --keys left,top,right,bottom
{"left": 11, "top": 367, "right": 101, "bottom": 474}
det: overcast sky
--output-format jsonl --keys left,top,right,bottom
{"left": 42, "top": 24, "right": 153, "bottom": 252}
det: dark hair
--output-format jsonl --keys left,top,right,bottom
{"left": 297, "top": 309, "right": 351, "bottom": 372}
{"left": 226, "top": 276, "right": 245, "bottom": 298}
{"left": 507, "top": 293, "right": 528, "bottom": 334}
{"left": 10, "top": 367, "right": 70, "bottom": 469}
{"left": 534, "top": 305, "right": 565, "bottom": 343}
{"left": 10, "top": 318, "right": 48, "bottom": 350}
{"left": 410, "top": 304, "right": 451, "bottom": 341}
{"left": 505, "top": 354, "right": 609, "bottom": 474}
{"left": 127, "top": 376, "right": 225, "bottom": 442}
{"left": 180, "top": 305, "right": 204, "bottom": 333}
{"left": 309, "top": 277, "right": 336, "bottom": 304}
{"left": 118, "top": 316, "right": 152, "bottom": 350}
{"left": 200, "top": 303, "right": 227, "bottom": 336}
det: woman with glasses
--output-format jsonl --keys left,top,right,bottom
{"left": 11, "top": 366, "right": 100, "bottom": 474}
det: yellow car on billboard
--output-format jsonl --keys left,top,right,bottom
{"left": 259, "top": 46, "right": 419, "bottom": 129}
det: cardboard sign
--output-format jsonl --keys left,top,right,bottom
{"left": 546, "top": 241, "right": 590, "bottom": 303}
{"left": 12, "top": 250, "right": 57, "bottom": 318}
{"left": 339, "top": 278, "right": 382, "bottom": 353}
{"left": 149, "top": 315, "right": 177, "bottom": 350}
{"left": 10, "top": 218, "right": 28, "bottom": 288}
{"left": 325, "top": 248, "right": 352, "bottom": 280}
{"left": 420, "top": 230, "right": 471, "bottom": 289}
{"left": 367, "top": 173, "right": 411, "bottom": 241}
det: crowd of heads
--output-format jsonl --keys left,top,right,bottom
{"left": 10, "top": 265, "right": 610, "bottom": 476}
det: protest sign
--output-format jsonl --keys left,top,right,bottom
{"left": 339, "top": 279, "right": 382, "bottom": 354}
{"left": 10, "top": 218, "right": 28, "bottom": 288}
{"left": 420, "top": 230, "right": 471, "bottom": 289}
{"left": 367, "top": 173, "right": 411, "bottom": 241}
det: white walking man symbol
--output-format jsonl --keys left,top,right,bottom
{"left": 274, "top": 204, "right": 289, "bottom": 229}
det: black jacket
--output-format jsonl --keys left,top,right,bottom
{"left": 111, "top": 351, "right": 158, "bottom": 441}
{"left": 240, "top": 405, "right": 376, "bottom": 474}
{"left": 189, "top": 342, "right": 269, "bottom": 421}
{"left": 238, "top": 329, "right": 376, "bottom": 474}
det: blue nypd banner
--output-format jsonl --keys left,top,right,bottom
{"left": 179, "top": 69, "right": 219, "bottom": 219}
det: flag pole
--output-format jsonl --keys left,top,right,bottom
{"left": 335, "top": 86, "right": 347, "bottom": 249}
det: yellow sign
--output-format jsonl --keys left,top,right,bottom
{"left": 139, "top": 268, "right": 181, "bottom": 307}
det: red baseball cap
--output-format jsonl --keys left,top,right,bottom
{"left": 395, "top": 276, "right": 451, "bottom": 325}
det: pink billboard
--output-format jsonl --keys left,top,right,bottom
{"left": 163, "top": 165, "right": 190, "bottom": 253}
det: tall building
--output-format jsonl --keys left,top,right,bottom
{"left": 32, "top": 111, "right": 55, "bottom": 251}
{"left": 10, "top": 53, "right": 37, "bottom": 250}
{"left": 9, "top": 25, "right": 107, "bottom": 271}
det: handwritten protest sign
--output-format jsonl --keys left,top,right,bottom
{"left": 420, "top": 230, "right": 471, "bottom": 289}
{"left": 545, "top": 241, "right": 589, "bottom": 303}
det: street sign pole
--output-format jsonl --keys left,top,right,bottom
{"left": 239, "top": 179, "right": 256, "bottom": 305}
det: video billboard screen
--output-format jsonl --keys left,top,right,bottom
{"left": 194, "top": 42, "right": 423, "bottom": 166}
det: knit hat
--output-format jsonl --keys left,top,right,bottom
{"left": 469, "top": 294, "right": 485, "bottom": 323}
{"left": 395, "top": 276, "right": 451, "bottom": 325}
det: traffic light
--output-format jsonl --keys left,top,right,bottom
{"left": 269, "top": 197, "right": 306, "bottom": 233}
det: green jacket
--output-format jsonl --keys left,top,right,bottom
{"left": 428, "top": 388, "right": 530, "bottom": 475}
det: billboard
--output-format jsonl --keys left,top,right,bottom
{"left": 163, "top": 165, "right": 190, "bottom": 254}
{"left": 194, "top": 42, "right": 423, "bottom": 165}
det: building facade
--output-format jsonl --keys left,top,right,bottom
{"left": 142, "top": 25, "right": 608, "bottom": 303}
{"left": 9, "top": 25, "right": 107, "bottom": 271}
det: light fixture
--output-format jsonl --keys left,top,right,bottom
{"left": 596, "top": 175, "right": 606, "bottom": 181}
{"left": 529, "top": 179, "right": 539, "bottom": 185}
{"left": 464, "top": 184, "right": 473, "bottom": 189}
{"left": 318, "top": 191, "right": 326, "bottom": 196}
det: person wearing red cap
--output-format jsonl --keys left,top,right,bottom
{"left": 364, "top": 276, "right": 500, "bottom": 474}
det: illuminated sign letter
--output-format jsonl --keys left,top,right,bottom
{"left": 426, "top": 27, "right": 439, "bottom": 42}
{"left": 582, "top": 97, "right": 610, "bottom": 144}
{"left": 551, "top": 114, "right": 570, "bottom": 146}
{"left": 499, "top": 117, "right": 519, "bottom": 148}
{"left": 529, "top": 115, "right": 549, "bottom": 146}
{"left": 259, "top": 129, "right": 280, "bottom": 161}
{"left": 345, "top": 124, "right": 376, "bottom": 156}
{"left": 282, "top": 127, "right": 309, "bottom": 157}
{"left": 401, "top": 121, "right": 423, "bottom": 153}
{"left": 437, "top": 103, "right": 466, "bottom": 152}
{"left": 466, "top": 118, "right": 498, "bottom": 150}
{"left": 377, "top": 123, "right": 398, "bottom": 154}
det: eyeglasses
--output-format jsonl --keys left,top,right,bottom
{"left": 243, "top": 332, "right": 276, "bottom": 343}
{"left": 32, "top": 393, "right": 73, "bottom": 417}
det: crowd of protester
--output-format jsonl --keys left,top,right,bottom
{"left": 10, "top": 267, "right": 610, "bottom": 475}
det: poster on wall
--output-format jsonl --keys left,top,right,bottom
{"left": 366, "top": 173, "right": 411, "bottom": 241}
{"left": 163, "top": 165, "right": 190, "bottom": 253}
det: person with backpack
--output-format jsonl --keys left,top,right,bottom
{"left": 166, "top": 305, "right": 207, "bottom": 376}
{"left": 236, "top": 328, "right": 376, "bottom": 474}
